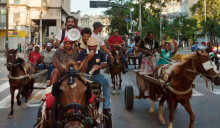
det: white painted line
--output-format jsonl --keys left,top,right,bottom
{"left": 0, "top": 82, "right": 9, "bottom": 93}
{"left": 210, "top": 88, "right": 220, "bottom": 95}
{"left": 26, "top": 90, "right": 45, "bottom": 107}
{"left": 192, "top": 89, "right": 204, "bottom": 96}
{"left": 0, "top": 90, "right": 18, "bottom": 108}
{"left": 129, "top": 81, "right": 139, "bottom": 94}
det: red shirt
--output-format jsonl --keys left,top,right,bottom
{"left": 30, "top": 51, "right": 40, "bottom": 64}
{"left": 107, "top": 35, "right": 123, "bottom": 51}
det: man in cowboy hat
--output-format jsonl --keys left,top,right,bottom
{"left": 77, "top": 37, "right": 112, "bottom": 116}
{"left": 39, "top": 43, "right": 56, "bottom": 84}
{"left": 106, "top": 29, "right": 128, "bottom": 74}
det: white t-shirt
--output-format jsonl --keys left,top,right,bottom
{"left": 91, "top": 31, "right": 105, "bottom": 47}
{"left": 55, "top": 29, "right": 68, "bottom": 46}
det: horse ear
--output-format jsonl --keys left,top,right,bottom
{"left": 54, "top": 57, "right": 66, "bottom": 74}
{"left": 200, "top": 49, "right": 205, "bottom": 53}
{"left": 77, "top": 57, "right": 88, "bottom": 73}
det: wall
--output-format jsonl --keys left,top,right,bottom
{"left": 47, "top": 0, "right": 61, "bottom": 8}
{"left": 61, "top": 0, "right": 70, "bottom": 15}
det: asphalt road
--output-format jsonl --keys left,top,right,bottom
{"left": 0, "top": 50, "right": 220, "bottom": 128}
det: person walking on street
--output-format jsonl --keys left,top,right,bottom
{"left": 18, "top": 44, "right": 21, "bottom": 53}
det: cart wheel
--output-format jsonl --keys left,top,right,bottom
{"left": 166, "top": 100, "right": 178, "bottom": 109}
{"left": 125, "top": 86, "right": 134, "bottom": 110}
{"left": 103, "top": 113, "right": 113, "bottom": 128}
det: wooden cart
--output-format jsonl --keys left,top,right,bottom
{"left": 124, "top": 70, "right": 164, "bottom": 110}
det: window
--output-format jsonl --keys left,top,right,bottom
{"left": 14, "top": 13, "right": 20, "bottom": 23}
{"left": 42, "top": 0, "right": 47, "bottom": 7}
{"left": 14, "top": 0, "right": 20, "bottom": 4}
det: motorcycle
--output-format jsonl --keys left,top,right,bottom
{"left": 208, "top": 51, "right": 219, "bottom": 71}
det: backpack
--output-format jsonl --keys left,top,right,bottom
{"left": 60, "top": 28, "right": 66, "bottom": 44}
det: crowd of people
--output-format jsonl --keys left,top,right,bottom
{"left": 23, "top": 15, "right": 179, "bottom": 116}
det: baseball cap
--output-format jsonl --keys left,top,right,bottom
{"left": 46, "top": 43, "right": 52, "bottom": 47}
{"left": 87, "top": 37, "right": 98, "bottom": 46}
{"left": 35, "top": 45, "right": 40, "bottom": 48}
{"left": 93, "top": 22, "right": 105, "bottom": 28}
{"left": 63, "top": 36, "right": 72, "bottom": 43}
{"left": 113, "top": 29, "right": 118, "bottom": 33}
{"left": 135, "top": 31, "right": 139, "bottom": 34}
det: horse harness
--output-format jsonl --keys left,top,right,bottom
{"left": 110, "top": 50, "right": 122, "bottom": 68}
{"left": 158, "top": 54, "right": 219, "bottom": 95}
{"left": 51, "top": 66, "right": 93, "bottom": 126}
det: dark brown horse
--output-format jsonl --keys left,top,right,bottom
{"left": 110, "top": 46, "right": 122, "bottom": 95}
{"left": 149, "top": 50, "right": 220, "bottom": 128}
{"left": 50, "top": 57, "right": 94, "bottom": 128}
{"left": 6, "top": 49, "right": 34, "bottom": 119}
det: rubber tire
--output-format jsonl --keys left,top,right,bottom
{"left": 51, "top": 99, "right": 60, "bottom": 128}
{"left": 125, "top": 86, "right": 134, "bottom": 110}
{"left": 103, "top": 113, "right": 113, "bottom": 128}
{"left": 167, "top": 100, "right": 178, "bottom": 109}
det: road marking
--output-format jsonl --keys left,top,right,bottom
{"left": 209, "top": 88, "right": 220, "bottom": 95}
{"left": 192, "top": 89, "right": 204, "bottom": 96}
{"left": 0, "top": 90, "right": 18, "bottom": 108}
{"left": 0, "top": 82, "right": 9, "bottom": 93}
{"left": 26, "top": 90, "right": 45, "bottom": 107}
{"left": 0, "top": 78, "right": 8, "bottom": 81}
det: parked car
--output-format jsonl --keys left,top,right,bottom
{"left": 191, "top": 44, "right": 206, "bottom": 51}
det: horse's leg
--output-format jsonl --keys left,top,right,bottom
{"left": 168, "top": 99, "right": 175, "bottom": 128}
{"left": 159, "top": 95, "right": 166, "bottom": 125}
{"left": 181, "top": 100, "right": 195, "bottom": 128}
{"left": 8, "top": 87, "right": 15, "bottom": 119}
{"left": 118, "top": 73, "right": 122, "bottom": 89}
{"left": 149, "top": 100, "right": 155, "bottom": 114}
{"left": 112, "top": 74, "right": 116, "bottom": 95}
{"left": 16, "top": 88, "right": 21, "bottom": 106}
{"left": 110, "top": 73, "right": 114, "bottom": 88}
{"left": 22, "top": 83, "right": 30, "bottom": 109}
{"left": 116, "top": 74, "right": 119, "bottom": 86}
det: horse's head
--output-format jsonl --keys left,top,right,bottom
{"left": 113, "top": 46, "right": 121, "bottom": 65}
{"left": 53, "top": 57, "right": 89, "bottom": 128}
{"left": 6, "top": 49, "right": 17, "bottom": 71}
{"left": 193, "top": 50, "right": 220, "bottom": 85}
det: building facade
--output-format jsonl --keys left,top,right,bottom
{"left": 0, "top": 0, "right": 71, "bottom": 50}
{"left": 79, "top": 14, "right": 110, "bottom": 40}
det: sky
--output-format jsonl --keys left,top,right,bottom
{"left": 71, "top": 0, "right": 108, "bottom": 16}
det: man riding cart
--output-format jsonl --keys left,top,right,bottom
{"left": 106, "top": 29, "right": 128, "bottom": 74}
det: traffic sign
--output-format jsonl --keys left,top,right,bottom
{"left": 160, "top": 15, "right": 163, "bottom": 20}
{"left": 125, "top": 19, "right": 130, "bottom": 22}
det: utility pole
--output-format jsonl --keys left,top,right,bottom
{"left": 160, "top": 0, "right": 162, "bottom": 44}
{"left": 39, "top": 11, "right": 43, "bottom": 51}
{"left": 5, "top": 0, "right": 9, "bottom": 56}
{"left": 139, "top": 0, "right": 142, "bottom": 37}
{"left": 204, "top": 0, "right": 207, "bottom": 45}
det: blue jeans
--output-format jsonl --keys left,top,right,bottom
{"left": 90, "top": 73, "right": 111, "bottom": 108}
{"left": 39, "top": 63, "right": 54, "bottom": 80}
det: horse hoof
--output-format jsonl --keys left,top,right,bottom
{"left": 112, "top": 90, "right": 116, "bottom": 95}
{"left": 17, "top": 101, "right": 21, "bottom": 106}
{"left": 149, "top": 109, "right": 154, "bottom": 114}
{"left": 118, "top": 86, "right": 121, "bottom": 89}
{"left": 7, "top": 115, "right": 13, "bottom": 119}
{"left": 22, "top": 103, "right": 27, "bottom": 109}
{"left": 111, "top": 84, "right": 114, "bottom": 88}
{"left": 159, "top": 118, "right": 165, "bottom": 124}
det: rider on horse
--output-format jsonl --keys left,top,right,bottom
{"left": 77, "top": 37, "right": 112, "bottom": 115}
{"left": 106, "top": 29, "right": 128, "bottom": 74}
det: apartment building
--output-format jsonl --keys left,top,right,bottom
{"left": 0, "top": 0, "right": 71, "bottom": 50}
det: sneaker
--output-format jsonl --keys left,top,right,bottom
{"left": 46, "top": 80, "right": 50, "bottom": 85}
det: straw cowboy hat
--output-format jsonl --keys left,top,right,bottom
{"left": 87, "top": 37, "right": 98, "bottom": 46}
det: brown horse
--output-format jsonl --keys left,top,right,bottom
{"left": 50, "top": 57, "right": 94, "bottom": 128}
{"left": 110, "top": 46, "right": 122, "bottom": 95}
{"left": 6, "top": 49, "right": 34, "bottom": 119}
{"left": 149, "top": 50, "right": 220, "bottom": 128}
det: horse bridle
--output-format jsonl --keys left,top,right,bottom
{"left": 52, "top": 66, "right": 93, "bottom": 125}
{"left": 111, "top": 50, "right": 122, "bottom": 67}
{"left": 185, "top": 54, "right": 219, "bottom": 81}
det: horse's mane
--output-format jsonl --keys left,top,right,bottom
{"left": 174, "top": 51, "right": 208, "bottom": 75}
{"left": 65, "top": 60, "right": 78, "bottom": 71}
